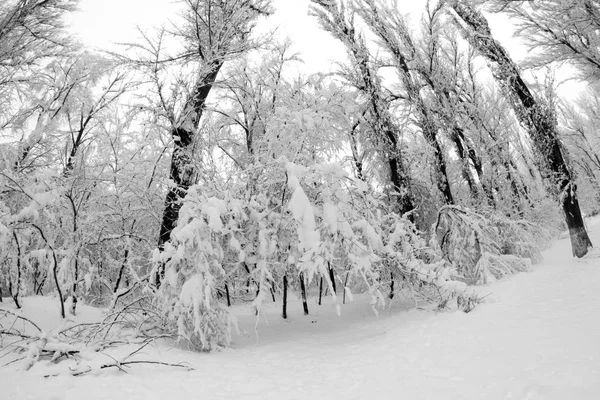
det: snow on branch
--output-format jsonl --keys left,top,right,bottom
{"left": 431, "top": 205, "right": 548, "bottom": 284}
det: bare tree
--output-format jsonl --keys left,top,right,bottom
{"left": 0, "top": 0, "right": 77, "bottom": 128}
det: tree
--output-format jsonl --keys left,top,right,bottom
{"left": 353, "top": 0, "right": 455, "bottom": 206}
{"left": 311, "top": 0, "right": 416, "bottom": 216}
{"left": 148, "top": 0, "right": 273, "bottom": 285}
{"left": 449, "top": 0, "right": 593, "bottom": 257}
{"left": 0, "top": 0, "right": 77, "bottom": 128}
{"left": 560, "top": 86, "right": 600, "bottom": 212}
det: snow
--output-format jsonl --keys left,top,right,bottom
{"left": 3, "top": 224, "right": 600, "bottom": 399}
{"left": 287, "top": 166, "right": 320, "bottom": 253}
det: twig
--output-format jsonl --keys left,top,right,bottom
{"left": 0, "top": 309, "right": 43, "bottom": 332}
{"left": 43, "top": 360, "right": 193, "bottom": 378}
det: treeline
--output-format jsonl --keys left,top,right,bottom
{"left": 1, "top": 0, "right": 599, "bottom": 350}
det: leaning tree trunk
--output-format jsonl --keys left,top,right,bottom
{"left": 423, "top": 120, "right": 454, "bottom": 205}
{"left": 450, "top": 0, "right": 592, "bottom": 257}
{"left": 353, "top": 1, "right": 456, "bottom": 207}
{"left": 155, "top": 62, "right": 222, "bottom": 285}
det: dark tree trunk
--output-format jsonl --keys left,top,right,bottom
{"left": 9, "top": 281, "right": 20, "bottom": 309}
{"left": 451, "top": 0, "right": 592, "bottom": 257}
{"left": 299, "top": 272, "right": 309, "bottom": 315}
{"left": 155, "top": 62, "right": 222, "bottom": 286}
{"left": 113, "top": 249, "right": 129, "bottom": 293}
{"left": 70, "top": 251, "right": 80, "bottom": 316}
{"left": 225, "top": 283, "right": 231, "bottom": 307}
{"left": 64, "top": 116, "right": 91, "bottom": 175}
{"left": 318, "top": 276, "right": 323, "bottom": 305}
{"left": 389, "top": 272, "right": 395, "bottom": 300}
{"left": 10, "top": 231, "right": 21, "bottom": 309}
{"left": 282, "top": 275, "right": 288, "bottom": 319}
{"left": 563, "top": 183, "right": 593, "bottom": 257}
{"left": 423, "top": 122, "right": 454, "bottom": 204}
{"left": 52, "top": 251, "right": 65, "bottom": 318}
{"left": 328, "top": 262, "right": 337, "bottom": 294}
{"left": 270, "top": 284, "right": 276, "bottom": 302}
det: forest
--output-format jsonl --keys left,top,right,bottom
{"left": 1, "top": 0, "right": 599, "bottom": 361}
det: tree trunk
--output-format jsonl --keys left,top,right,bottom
{"left": 423, "top": 122, "right": 454, "bottom": 204}
{"left": 225, "top": 283, "right": 231, "bottom": 307}
{"left": 70, "top": 251, "right": 80, "bottom": 315}
{"left": 10, "top": 231, "right": 21, "bottom": 309}
{"left": 563, "top": 188, "right": 592, "bottom": 257}
{"left": 342, "top": 272, "right": 350, "bottom": 304}
{"left": 348, "top": 118, "right": 365, "bottom": 181}
{"left": 270, "top": 284, "right": 276, "bottom": 302}
{"left": 155, "top": 62, "right": 222, "bottom": 286}
{"left": 451, "top": 0, "right": 592, "bottom": 257}
{"left": 282, "top": 275, "right": 288, "bottom": 319}
{"left": 452, "top": 126, "right": 495, "bottom": 205}
{"left": 312, "top": 2, "right": 415, "bottom": 217}
{"left": 52, "top": 250, "right": 65, "bottom": 318}
{"left": 328, "top": 262, "right": 337, "bottom": 294}
{"left": 354, "top": 4, "right": 453, "bottom": 208}
{"left": 299, "top": 272, "right": 309, "bottom": 315}
{"left": 113, "top": 248, "right": 129, "bottom": 293}
{"left": 318, "top": 276, "right": 323, "bottom": 305}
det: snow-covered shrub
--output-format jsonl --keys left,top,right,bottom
{"left": 156, "top": 160, "right": 480, "bottom": 350}
{"left": 430, "top": 206, "right": 547, "bottom": 284}
{"left": 153, "top": 190, "right": 243, "bottom": 351}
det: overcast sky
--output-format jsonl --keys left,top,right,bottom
{"left": 69, "top": 0, "right": 347, "bottom": 73}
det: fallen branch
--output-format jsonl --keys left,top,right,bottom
{"left": 0, "top": 309, "right": 42, "bottom": 333}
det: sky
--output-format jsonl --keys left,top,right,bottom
{"left": 68, "top": 0, "right": 464, "bottom": 74}
{"left": 69, "top": 0, "right": 349, "bottom": 74}
{"left": 68, "top": 0, "right": 584, "bottom": 98}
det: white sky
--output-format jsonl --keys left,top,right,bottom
{"left": 69, "top": 0, "right": 349, "bottom": 74}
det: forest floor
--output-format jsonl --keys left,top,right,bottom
{"left": 2, "top": 219, "right": 600, "bottom": 400}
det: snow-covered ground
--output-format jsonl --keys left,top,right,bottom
{"left": 2, "top": 222, "right": 600, "bottom": 400}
